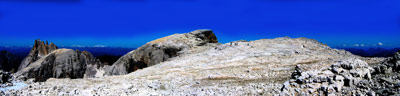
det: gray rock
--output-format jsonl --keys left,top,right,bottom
{"left": 331, "top": 67, "right": 343, "bottom": 74}
{"left": 282, "top": 50, "right": 400, "bottom": 95}
{"left": 334, "top": 75, "right": 344, "bottom": 82}
{"left": 104, "top": 29, "right": 219, "bottom": 76}
{"left": 367, "top": 91, "right": 375, "bottom": 96}
{"left": 281, "top": 59, "right": 372, "bottom": 95}
{"left": 291, "top": 65, "right": 302, "bottom": 79}
{"left": 15, "top": 49, "right": 101, "bottom": 82}
{"left": 0, "top": 70, "right": 11, "bottom": 84}
{"left": 394, "top": 51, "right": 400, "bottom": 60}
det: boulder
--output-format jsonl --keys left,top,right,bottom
{"left": 0, "top": 70, "right": 12, "bottom": 84}
{"left": 104, "top": 29, "right": 219, "bottom": 76}
{"left": 0, "top": 70, "right": 15, "bottom": 90}
{"left": 394, "top": 51, "right": 400, "bottom": 60}
{"left": 15, "top": 49, "right": 101, "bottom": 82}
{"left": 18, "top": 39, "right": 58, "bottom": 71}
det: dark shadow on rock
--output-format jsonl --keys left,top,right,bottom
{"left": 0, "top": 50, "right": 22, "bottom": 73}
{"left": 96, "top": 55, "right": 121, "bottom": 66}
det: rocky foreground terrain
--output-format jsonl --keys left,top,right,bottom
{"left": 0, "top": 29, "right": 396, "bottom": 95}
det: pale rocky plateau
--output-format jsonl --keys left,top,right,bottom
{"left": 0, "top": 29, "right": 396, "bottom": 96}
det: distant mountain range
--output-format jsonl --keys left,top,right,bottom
{"left": 2, "top": 46, "right": 399, "bottom": 59}
{"left": 335, "top": 47, "right": 400, "bottom": 57}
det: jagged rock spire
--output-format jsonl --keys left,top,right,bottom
{"left": 18, "top": 39, "right": 58, "bottom": 71}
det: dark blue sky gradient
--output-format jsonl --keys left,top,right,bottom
{"left": 0, "top": 0, "right": 399, "bottom": 48}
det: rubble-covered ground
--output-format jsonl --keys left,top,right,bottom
{"left": 0, "top": 70, "right": 27, "bottom": 93}
{"left": 282, "top": 51, "right": 400, "bottom": 95}
{"left": 0, "top": 37, "right": 390, "bottom": 95}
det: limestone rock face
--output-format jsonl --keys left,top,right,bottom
{"left": 105, "top": 29, "right": 219, "bottom": 76}
{"left": 15, "top": 49, "right": 101, "bottom": 82}
{"left": 18, "top": 39, "right": 58, "bottom": 71}
{"left": 0, "top": 50, "right": 19, "bottom": 72}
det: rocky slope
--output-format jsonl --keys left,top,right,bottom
{"left": 281, "top": 51, "right": 400, "bottom": 95}
{"left": 18, "top": 39, "right": 58, "bottom": 71}
{"left": 281, "top": 58, "right": 373, "bottom": 95}
{"left": 363, "top": 51, "right": 400, "bottom": 95}
{"left": 4, "top": 36, "right": 370, "bottom": 95}
{"left": 102, "top": 29, "right": 219, "bottom": 76}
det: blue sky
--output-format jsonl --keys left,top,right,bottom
{"left": 0, "top": 0, "right": 399, "bottom": 48}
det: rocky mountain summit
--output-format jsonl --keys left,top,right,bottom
{"left": 11, "top": 40, "right": 102, "bottom": 82}
{"left": 18, "top": 39, "right": 58, "bottom": 71}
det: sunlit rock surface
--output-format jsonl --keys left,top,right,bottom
{"left": 103, "top": 29, "right": 219, "bottom": 76}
